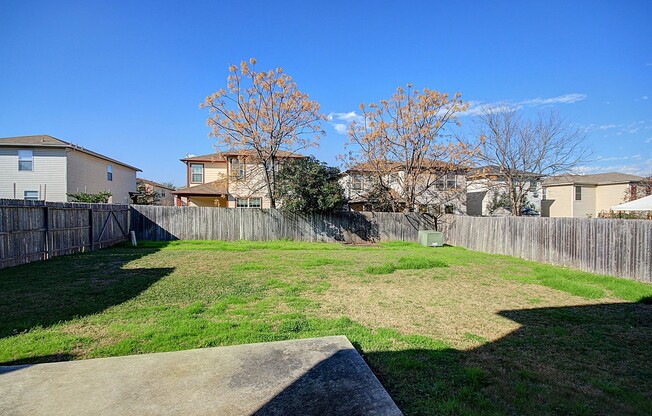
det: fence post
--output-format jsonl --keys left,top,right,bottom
{"left": 89, "top": 208, "right": 94, "bottom": 252}
{"left": 43, "top": 206, "right": 50, "bottom": 260}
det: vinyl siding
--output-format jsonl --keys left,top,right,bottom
{"left": 203, "top": 163, "right": 228, "bottom": 183}
{"left": 0, "top": 147, "right": 67, "bottom": 201}
{"left": 595, "top": 183, "right": 630, "bottom": 213}
{"left": 572, "top": 185, "right": 597, "bottom": 218}
{"left": 544, "top": 185, "right": 573, "bottom": 217}
{"left": 66, "top": 150, "right": 137, "bottom": 204}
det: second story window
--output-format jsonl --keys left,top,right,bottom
{"left": 191, "top": 164, "right": 204, "bottom": 183}
{"left": 231, "top": 159, "right": 245, "bottom": 179}
{"left": 575, "top": 185, "right": 582, "bottom": 201}
{"left": 446, "top": 173, "right": 457, "bottom": 189}
{"left": 352, "top": 174, "right": 364, "bottom": 191}
{"left": 107, "top": 164, "right": 113, "bottom": 181}
{"left": 18, "top": 150, "right": 33, "bottom": 171}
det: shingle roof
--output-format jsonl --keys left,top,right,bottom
{"left": 345, "top": 159, "right": 463, "bottom": 173}
{"left": 180, "top": 153, "right": 227, "bottom": 162}
{"left": 0, "top": 135, "right": 141, "bottom": 171}
{"left": 180, "top": 150, "right": 304, "bottom": 163}
{"left": 170, "top": 180, "right": 228, "bottom": 196}
{"left": 137, "top": 178, "right": 176, "bottom": 190}
{"left": 543, "top": 172, "right": 643, "bottom": 186}
{"left": 468, "top": 165, "right": 541, "bottom": 179}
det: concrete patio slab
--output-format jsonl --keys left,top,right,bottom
{"left": 0, "top": 335, "right": 402, "bottom": 416}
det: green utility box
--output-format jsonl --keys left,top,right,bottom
{"left": 418, "top": 230, "right": 444, "bottom": 247}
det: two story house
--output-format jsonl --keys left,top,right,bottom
{"left": 135, "top": 178, "right": 176, "bottom": 206}
{"left": 171, "top": 150, "right": 303, "bottom": 208}
{"left": 0, "top": 135, "right": 140, "bottom": 203}
{"left": 466, "top": 165, "right": 544, "bottom": 216}
{"left": 541, "top": 172, "right": 643, "bottom": 218}
{"left": 340, "top": 160, "right": 468, "bottom": 213}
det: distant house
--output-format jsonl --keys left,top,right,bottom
{"left": 466, "top": 166, "right": 544, "bottom": 216}
{"left": 135, "top": 178, "right": 176, "bottom": 206}
{"left": 541, "top": 172, "right": 643, "bottom": 218}
{"left": 0, "top": 135, "right": 140, "bottom": 203}
{"left": 171, "top": 150, "right": 304, "bottom": 208}
{"left": 340, "top": 161, "right": 467, "bottom": 214}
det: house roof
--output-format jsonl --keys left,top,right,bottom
{"left": 137, "top": 178, "right": 176, "bottom": 191}
{"left": 180, "top": 150, "right": 304, "bottom": 163}
{"left": 468, "top": 165, "right": 542, "bottom": 179}
{"left": 345, "top": 159, "right": 463, "bottom": 174}
{"left": 180, "top": 153, "right": 227, "bottom": 163}
{"left": 0, "top": 135, "right": 141, "bottom": 172}
{"left": 543, "top": 172, "right": 643, "bottom": 186}
{"left": 170, "top": 180, "right": 228, "bottom": 196}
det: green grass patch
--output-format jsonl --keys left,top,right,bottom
{"left": 1, "top": 240, "right": 651, "bottom": 415}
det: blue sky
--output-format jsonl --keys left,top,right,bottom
{"left": 1, "top": 0, "right": 650, "bottom": 186}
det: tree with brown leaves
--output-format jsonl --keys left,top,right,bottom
{"left": 201, "top": 58, "right": 325, "bottom": 208}
{"left": 342, "top": 84, "right": 475, "bottom": 217}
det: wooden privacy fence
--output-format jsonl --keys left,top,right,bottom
{"left": 442, "top": 216, "right": 652, "bottom": 282}
{"left": 131, "top": 205, "right": 651, "bottom": 282}
{"left": 130, "top": 205, "right": 436, "bottom": 244}
{"left": 0, "top": 199, "right": 130, "bottom": 269}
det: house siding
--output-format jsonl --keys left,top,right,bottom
{"left": 595, "top": 183, "right": 629, "bottom": 214}
{"left": 67, "top": 150, "right": 137, "bottom": 204}
{"left": 544, "top": 185, "right": 573, "bottom": 217}
{"left": 572, "top": 185, "right": 597, "bottom": 218}
{"left": 0, "top": 147, "right": 67, "bottom": 201}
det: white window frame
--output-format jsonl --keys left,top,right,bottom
{"left": 190, "top": 163, "right": 204, "bottom": 183}
{"left": 575, "top": 186, "right": 582, "bottom": 201}
{"left": 24, "top": 190, "right": 39, "bottom": 201}
{"left": 236, "top": 197, "right": 262, "bottom": 208}
{"left": 231, "top": 158, "right": 245, "bottom": 180}
{"left": 18, "top": 150, "right": 33, "bottom": 171}
{"left": 107, "top": 164, "right": 113, "bottom": 181}
{"left": 351, "top": 174, "right": 364, "bottom": 191}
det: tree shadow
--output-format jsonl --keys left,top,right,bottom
{"left": 0, "top": 244, "right": 173, "bottom": 344}
{"left": 253, "top": 302, "right": 652, "bottom": 415}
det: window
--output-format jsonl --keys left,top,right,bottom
{"left": 24, "top": 190, "right": 39, "bottom": 201}
{"left": 190, "top": 164, "right": 204, "bottom": 183}
{"left": 18, "top": 150, "right": 33, "bottom": 171}
{"left": 236, "top": 197, "right": 262, "bottom": 208}
{"left": 231, "top": 159, "right": 245, "bottom": 179}
{"left": 529, "top": 180, "right": 538, "bottom": 190}
{"left": 107, "top": 164, "right": 113, "bottom": 181}
{"left": 351, "top": 174, "right": 364, "bottom": 191}
{"left": 444, "top": 204, "right": 455, "bottom": 214}
{"left": 435, "top": 177, "right": 445, "bottom": 190}
{"left": 446, "top": 173, "right": 457, "bottom": 189}
{"left": 575, "top": 186, "right": 582, "bottom": 201}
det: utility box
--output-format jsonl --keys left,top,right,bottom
{"left": 418, "top": 230, "right": 444, "bottom": 247}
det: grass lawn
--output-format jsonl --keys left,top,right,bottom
{"left": 1, "top": 240, "right": 651, "bottom": 415}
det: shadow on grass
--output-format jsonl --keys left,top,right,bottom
{"left": 259, "top": 302, "right": 652, "bottom": 415}
{"left": 0, "top": 243, "right": 172, "bottom": 342}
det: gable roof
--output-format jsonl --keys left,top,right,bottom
{"left": 345, "top": 159, "right": 464, "bottom": 174}
{"left": 180, "top": 150, "right": 304, "bottom": 163}
{"left": 0, "top": 135, "right": 141, "bottom": 171}
{"left": 137, "top": 178, "right": 176, "bottom": 191}
{"left": 468, "top": 165, "right": 542, "bottom": 179}
{"left": 170, "top": 180, "right": 228, "bottom": 196}
{"left": 543, "top": 172, "right": 643, "bottom": 186}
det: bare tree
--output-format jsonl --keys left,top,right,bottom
{"left": 474, "top": 108, "right": 589, "bottom": 216}
{"left": 201, "top": 58, "right": 325, "bottom": 208}
{"left": 342, "top": 84, "right": 476, "bottom": 217}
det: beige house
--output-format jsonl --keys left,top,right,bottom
{"left": 541, "top": 172, "right": 643, "bottom": 218}
{"left": 0, "top": 135, "right": 140, "bottom": 203}
{"left": 466, "top": 166, "right": 543, "bottom": 216}
{"left": 135, "top": 178, "right": 176, "bottom": 206}
{"left": 340, "top": 161, "right": 467, "bottom": 214}
{"left": 171, "top": 150, "right": 303, "bottom": 208}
